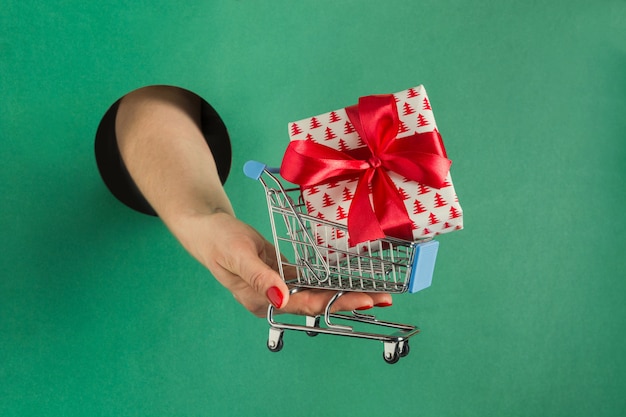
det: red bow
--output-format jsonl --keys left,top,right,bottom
{"left": 281, "top": 94, "right": 451, "bottom": 245}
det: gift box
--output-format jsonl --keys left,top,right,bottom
{"left": 280, "top": 85, "right": 463, "bottom": 249}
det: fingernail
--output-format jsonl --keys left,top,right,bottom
{"left": 266, "top": 286, "right": 284, "bottom": 309}
{"left": 355, "top": 305, "right": 373, "bottom": 311}
{"left": 375, "top": 302, "right": 393, "bottom": 308}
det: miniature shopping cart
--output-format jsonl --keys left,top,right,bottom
{"left": 244, "top": 161, "right": 440, "bottom": 364}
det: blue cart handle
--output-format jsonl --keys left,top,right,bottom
{"left": 243, "top": 160, "right": 280, "bottom": 180}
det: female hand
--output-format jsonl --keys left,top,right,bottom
{"left": 184, "top": 211, "right": 393, "bottom": 317}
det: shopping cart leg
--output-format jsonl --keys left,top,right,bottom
{"left": 305, "top": 315, "right": 321, "bottom": 337}
{"left": 324, "top": 291, "right": 353, "bottom": 332}
{"left": 383, "top": 341, "right": 400, "bottom": 364}
{"left": 267, "top": 327, "right": 284, "bottom": 352}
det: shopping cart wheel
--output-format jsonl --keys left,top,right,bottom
{"left": 305, "top": 315, "right": 321, "bottom": 337}
{"left": 383, "top": 351, "right": 400, "bottom": 364}
{"left": 383, "top": 342, "right": 400, "bottom": 364}
{"left": 267, "top": 337, "right": 283, "bottom": 352}
{"left": 267, "top": 328, "right": 284, "bottom": 352}
{"left": 399, "top": 341, "right": 410, "bottom": 357}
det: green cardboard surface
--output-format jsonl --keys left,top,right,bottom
{"left": 1, "top": 1, "right": 625, "bottom": 416}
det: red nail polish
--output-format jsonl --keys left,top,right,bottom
{"left": 266, "top": 286, "right": 284, "bottom": 309}
{"left": 355, "top": 305, "right": 373, "bottom": 311}
{"left": 375, "top": 302, "right": 393, "bottom": 307}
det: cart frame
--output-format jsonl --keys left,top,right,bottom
{"left": 244, "top": 161, "right": 439, "bottom": 363}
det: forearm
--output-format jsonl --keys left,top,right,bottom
{"left": 114, "top": 86, "right": 233, "bottom": 254}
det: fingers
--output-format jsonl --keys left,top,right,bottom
{"left": 226, "top": 238, "right": 290, "bottom": 311}
{"left": 368, "top": 292, "right": 394, "bottom": 308}
{"left": 238, "top": 258, "right": 290, "bottom": 310}
{"left": 272, "top": 262, "right": 394, "bottom": 314}
{"left": 278, "top": 290, "right": 393, "bottom": 316}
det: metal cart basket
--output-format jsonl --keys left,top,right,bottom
{"left": 244, "top": 161, "right": 439, "bottom": 364}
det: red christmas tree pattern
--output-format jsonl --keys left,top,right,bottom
{"left": 322, "top": 193, "right": 335, "bottom": 207}
{"left": 407, "top": 88, "right": 420, "bottom": 98}
{"left": 411, "top": 221, "right": 419, "bottom": 230}
{"left": 402, "top": 102, "right": 416, "bottom": 115}
{"left": 316, "top": 211, "right": 326, "bottom": 220}
{"left": 326, "top": 180, "right": 340, "bottom": 188}
{"left": 423, "top": 97, "right": 431, "bottom": 110}
{"left": 290, "top": 123, "right": 302, "bottom": 136}
{"left": 342, "top": 187, "right": 354, "bottom": 201}
{"left": 417, "top": 183, "right": 431, "bottom": 195}
{"left": 324, "top": 127, "right": 337, "bottom": 140}
{"left": 397, "top": 120, "right": 410, "bottom": 134}
{"left": 413, "top": 199, "right": 426, "bottom": 214}
{"left": 356, "top": 135, "right": 366, "bottom": 147}
{"left": 344, "top": 121, "right": 356, "bottom": 134}
{"left": 433, "top": 193, "right": 447, "bottom": 208}
{"left": 442, "top": 222, "right": 452, "bottom": 229}
{"left": 441, "top": 178, "right": 452, "bottom": 188}
{"left": 310, "top": 117, "right": 322, "bottom": 129}
{"left": 307, "top": 185, "right": 320, "bottom": 195}
{"left": 336, "top": 205, "right": 348, "bottom": 220}
{"left": 428, "top": 212, "right": 440, "bottom": 225}
{"left": 338, "top": 138, "right": 350, "bottom": 152}
{"left": 422, "top": 227, "right": 432, "bottom": 236}
{"left": 449, "top": 206, "right": 461, "bottom": 219}
{"left": 417, "top": 113, "right": 430, "bottom": 127}
{"left": 396, "top": 187, "right": 410, "bottom": 200}
{"left": 305, "top": 133, "right": 316, "bottom": 142}
{"left": 335, "top": 229, "right": 345, "bottom": 239}
{"left": 316, "top": 233, "right": 325, "bottom": 246}
{"left": 305, "top": 200, "right": 315, "bottom": 213}
{"left": 328, "top": 111, "right": 341, "bottom": 123}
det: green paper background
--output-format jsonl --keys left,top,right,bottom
{"left": 2, "top": 1, "right": 625, "bottom": 416}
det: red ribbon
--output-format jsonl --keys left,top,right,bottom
{"left": 281, "top": 94, "right": 451, "bottom": 245}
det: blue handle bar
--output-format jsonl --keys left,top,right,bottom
{"left": 243, "top": 160, "right": 280, "bottom": 180}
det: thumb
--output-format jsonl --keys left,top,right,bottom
{"left": 235, "top": 250, "right": 290, "bottom": 309}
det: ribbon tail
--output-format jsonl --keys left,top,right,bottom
{"left": 346, "top": 169, "right": 414, "bottom": 245}
{"left": 347, "top": 171, "right": 386, "bottom": 246}
{"left": 371, "top": 170, "right": 415, "bottom": 241}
